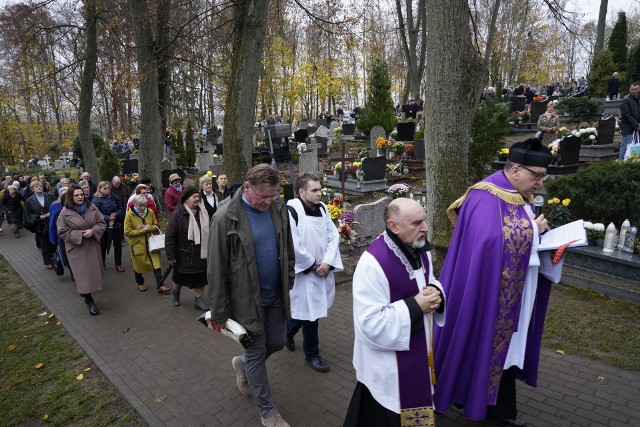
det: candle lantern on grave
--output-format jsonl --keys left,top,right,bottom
{"left": 413, "top": 191, "right": 426, "bottom": 208}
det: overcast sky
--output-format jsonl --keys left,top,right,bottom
{"left": 570, "top": 0, "right": 638, "bottom": 22}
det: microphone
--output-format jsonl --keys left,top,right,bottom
{"left": 534, "top": 195, "right": 544, "bottom": 217}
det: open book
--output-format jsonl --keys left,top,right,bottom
{"left": 537, "top": 219, "right": 588, "bottom": 252}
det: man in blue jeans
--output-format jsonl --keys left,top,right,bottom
{"left": 619, "top": 82, "right": 640, "bottom": 160}
{"left": 285, "top": 174, "right": 343, "bottom": 373}
{"left": 208, "top": 164, "right": 295, "bottom": 427}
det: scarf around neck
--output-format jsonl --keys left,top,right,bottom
{"left": 75, "top": 204, "right": 87, "bottom": 218}
{"left": 184, "top": 203, "right": 209, "bottom": 259}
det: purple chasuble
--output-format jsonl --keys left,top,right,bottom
{"left": 368, "top": 236, "right": 435, "bottom": 427}
{"left": 433, "top": 171, "right": 541, "bottom": 421}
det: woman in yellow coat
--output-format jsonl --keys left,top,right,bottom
{"left": 124, "top": 194, "right": 171, "bottom": 294}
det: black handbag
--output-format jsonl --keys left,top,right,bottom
{"left": 52, "top": 250, "right": 64, "bottom": 276}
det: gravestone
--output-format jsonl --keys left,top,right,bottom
{"left": 342, "top": 123, "right": 355, "bottom": 136}
{"left": 559, "top": 135, "right": 582, "bottom": 165}
{"left": 129, "top": 153, "right": 140, "bottom": 161}
{"left": 299, "top": 151, "right": 321, "bottom": 177}
{"left": 353, "top": 197, "right": 391, "bottom": 242}
{"left": 316, "top": 118, "right": 328, "bottom": 128}
{"left": 596, "top": 117, "right": 616, "bottom": 145}
{"left": 298, "top": 120, "right": 308, "bottom": 129}
{"left": 529, "top": 101, "right": 549, "bottom": 124}
{"left": 369, "top": 125, "right": 386, "bottom": 150}
{"left": 122, "top": 159, "right": 139, "bottom": 175}
{"left": 53, "top": 159, "right": 67, "bottom": 170}
{"left": 396, "top": 122, "right": 415, "bottom": 142}
{"left": 215, "top": 143, "right": 223, "bottom": 155}
{"left": 510, "top": 96, "right": 526, "bottom": 113}
{"left": 294, "top": 128, "right": 309, "bottom": 142}
{"left": 197, "top": 152, "right": 213, "bottom": 173}
{"left": 329, "top": 122, "right": 340, "bottom": 134}
{"left": 362, "top": 156, "right": 386, "bottom": 181}
{"left": 413, "top": 139, "right": 425, "bottom": 161}
{"left": 315, "top": 137, "right": 328, "bottom": 155}
{"left": 315, "top": 126, "right": 329, "bottom": 138}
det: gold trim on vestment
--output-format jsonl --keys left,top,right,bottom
{"left": 446, "top": 182, "right": 533, "bottom": 224}
{"left": 400, "top": 406, "right": 435, "bottom": 427}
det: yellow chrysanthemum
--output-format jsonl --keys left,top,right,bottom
{"left": 552, "top": 197, "right": 560, "bottom": 204}
{"left": 547, "top": 199, "right": 554, "bottom": 205}
{"left": 562, "top": 199, "right": 570, "bottom": 206}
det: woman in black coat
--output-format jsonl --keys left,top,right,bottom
{"left": 23, "top": 180, "right": 55, "bottom": 268}
{"left": 0, "top": 184, "right": 25, "bottom": 237}
{"left": 165, "top": 187, "right": 210, "bottom": 310}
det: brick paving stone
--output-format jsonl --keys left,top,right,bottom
{"left": 1, "top": 233, "right": 640, "bottom": 426}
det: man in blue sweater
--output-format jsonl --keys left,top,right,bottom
{"left": 208, "top": 164, "right": 295, "bottom": 427}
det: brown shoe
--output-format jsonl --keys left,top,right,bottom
{"left": 157, "top": 285, "right": 171, "bottom": 294}
{"left": 115, "top": 265, "right": 125, "bottom": 272}
{"left": 137, "top": 283, "right": 147, "bottom": 292}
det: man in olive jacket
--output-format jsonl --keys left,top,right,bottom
{"left": 208, "top": 164, "right": 295, "bottom": 427}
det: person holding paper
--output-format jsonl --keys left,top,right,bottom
{"left": 434, "top": 137, "right": 557, "bottom": 427}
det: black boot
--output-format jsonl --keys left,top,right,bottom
{"left": 172, "top": 288, "right": 180, "bottom": 307}
{"left": 194, "top": 296, "right": 208, "bottom": 311}
{"left": 84, "top": 294, "right": 99, "bottom": 316}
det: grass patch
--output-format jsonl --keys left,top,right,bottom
{"left": 0, "top": 256, "right": 145, "bottom": 427}
{"left": 543, "top": 284, "right": 640, "bottom": 372}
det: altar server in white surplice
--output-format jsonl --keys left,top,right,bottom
{"left": 285, "top": 174, "right": 343, "bottom": 373}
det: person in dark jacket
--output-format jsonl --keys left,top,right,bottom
{"left": 0, "top": 184, "right": 25, "bottom": 237}
{"left": 92, "top": 181, "right": 125, "bottom": 272}
{"left": 24, "top": 180, "right": 55, "bottom": 268}
{"left": 607, "top": 72, "right": 620, "bottom": 100}
{"left": 165, "top": 187, "right": 210, "bottom": 310}
{"left": 198, "top": 175, "right": 217, "bottom": 220}
{"left": 213, "top": 172, "right": 232, "bottom": 203}
{"left": 49, "top": 187, "right": 73, "bottom": 278}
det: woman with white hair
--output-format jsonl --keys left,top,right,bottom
{"left": 124, "top": 194, "right": 170, "bottom": 293}
{"left": 198, "top": 175, "right": 217, "bottom": 220}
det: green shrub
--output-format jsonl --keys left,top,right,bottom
{"left": 173, "top": 127, "right": 186, "bottom": 168}
{"left": 589, "top": 50, "right": 615, "bottom": 97}
{"left": 356, "top": 56, "right": 397, "bottom": 136}
{"left": 98, "top": 147, "right": 121, "bottom": 181}
{"left": 72, "top": 133, "right": 108, "bottom": 168}
{"left": 184, "top": 118, "right": 196, "bottom": 168}
{"left": 556, "top": 97, "right": 600, "bottom": 120}
{"left": 545, "top": 161, "right": 640, "bottom": 226}
{"left": 468, "top": 99, "right": 510, "bottom": 183}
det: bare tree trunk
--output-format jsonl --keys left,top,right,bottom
{"left": 594, "top": 0, "right": 608, "bottom": 57}
{"left": 222, "top": 0, "right": 271, "bottom": 183}
{"left": 77, "top": 0, "right": 99, "bottom": 179}
{"left": 395, "top": 0, "right": 426, "bottom": 100}
{"left": 129, "top": 0, "right": 163, "bottom": 187}
{"left": 425, "top": 0, "right": 484, "bottom": 253}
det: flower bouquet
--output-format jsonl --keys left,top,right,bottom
{"left": 388, "top": 182, "right": 412, "bottom": 199}
{"left": 547, "top": 141, "right": 560, "bottom": 164}
{"left": 297, "top": 143, "right": 308, "bottom": 154}
{"left": 405, "top": 144, "right": 415, "bottom": 158}
{"left": 392, "top": 142, "right": 406, "bottom": 155}
{"left": 497, "top": 148, "right": 509, "bottom": 161}
{"left": 326, "top": 204, "right": 343, "bottom": 221}
{"left": 509, "top": 111, "right": 524, "bottom": 123}
{"left": 573, "top": 127, "right": 597, "bottom": 144}
{"left": 333, "top": 128, "right": 343, "bottom": 139}
{"left": 376, "top": 137, "right": 392, "bottom": 150}
{"left": 546, "top": 197, "right": 571, "bottom": 228}
{"left": 583, "top": 221, "right": 605, "bottom": 245}
{"left": 337, "top": 209, "right": 358, "bottom": 244}
{"left": 333, "top": 162, "right": 342, "bottom": 176}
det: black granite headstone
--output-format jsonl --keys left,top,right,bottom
{"left": 413, "top": 139, "right": 425, "bottom": 160}
{"left": 362, "top": 156, "right": 386, "bottom": 181}
{"left": 215, "top": 143, "right": 223, "bottom": 155}
{"left": 294, "top": 129, "right": 309, "bottom": 142}
{"left": 122, "top": 159, "right": 138, "bottom": 175}
{"left": 559, "top": 135, "right": 581, "bottom": 166}
{"left": 316, "top": 118, "right": 328, "bottom": 128}
{"left": 307, "top": 125, "right": 318, "bottom": 135}
{"left": 396, "top": 122, "right": 415, "bottom": 142}
{"left": 529, "top": 101, "right": 549, "bottom": 124}
{"left": 316, "top": 136, "right": 328, "bottom": 155}
{"left": 342, "top": 123, "right": 355, "bottom": 136}
{"left": 283, "top": 184, "right": 295, "bottom": 201}
{"left": 510, "top": 96, "right": 526, "bottom": 113}
{"left": 596, "top": 117, "right": 616, "bottom": 146}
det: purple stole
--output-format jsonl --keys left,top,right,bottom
{"left": 368, "top": 235, "right": 435, "bottom": 427}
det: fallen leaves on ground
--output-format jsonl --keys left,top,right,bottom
{"left": 154, "top": 395, "right": 167, "bottom": 403}
{"left": 7, "top": 344, "right": 16, "bottom": 351}
{"left": 37, "top": 311, "right": 48, "bottom": 317}
{"left": 75, "top": 374, "right": 83, "bottom": 380}
{"left": 556, "top": 349, "right": 565, "bottom": 356}
{"left": 34, "top": 363, "right": 44, "bottom": 369}
{"left": 83, "top": 367, "right": 91, "bottom": 372}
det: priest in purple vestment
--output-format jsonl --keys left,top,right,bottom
{"left": 344, "top": 198, "right": 445, "bottom": 427}
{"left": 434, "top": 137, "right": 554, "bottom": 427}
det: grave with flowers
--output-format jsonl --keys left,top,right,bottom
{"left": 324, "top": 156, "right": 387, "bottom": 195}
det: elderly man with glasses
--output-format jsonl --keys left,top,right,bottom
{"left": 208, "top": 164, "right": 295, "bottom": 427}
{"left": 434, "top": 137, "right": 563, "bottom": 427}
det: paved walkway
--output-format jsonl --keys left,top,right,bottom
{"left": 1, "top": 231, "right": 639, "bottom": 427}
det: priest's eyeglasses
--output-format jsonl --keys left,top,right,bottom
{"left": 519, "top": 165, "right": 548, "bottom": 181}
